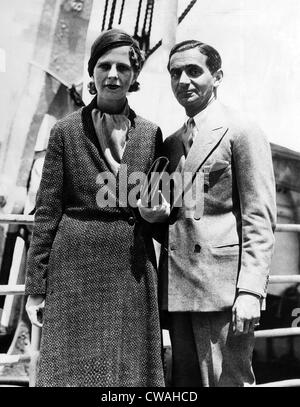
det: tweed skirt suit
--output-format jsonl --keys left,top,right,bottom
{"left": 25, "top": 97, "right": 165, "bottom": 387}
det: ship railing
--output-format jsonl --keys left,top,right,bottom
{"left": 0, "top": 217, "right": 300, "bottom": 386}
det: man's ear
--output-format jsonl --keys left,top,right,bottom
{"left": 213, "top": 69, "right": 223, "bottom": 88}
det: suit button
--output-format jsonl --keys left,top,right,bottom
{"left": 128, "top": 216, "right": 135, "bottom": 226}
{"left": 194, "top": 244, "right": 201, "bottom": 253}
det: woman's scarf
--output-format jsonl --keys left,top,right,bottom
{"left": 91, "top": 103, "right": 131, "bottom": 176}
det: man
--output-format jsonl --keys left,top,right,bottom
{"left": 138, "top": 40, "right": 276, "bottom": 387}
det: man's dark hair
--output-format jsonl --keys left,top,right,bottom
{"left": 167, "top": 40, "right": 222, "bottom": 75}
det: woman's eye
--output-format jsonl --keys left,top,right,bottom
{"left": 97, "top": 63, "right": 111, "bottom": 71}
{"left": 117, "top": 64, "right": 131, "bottom": 73}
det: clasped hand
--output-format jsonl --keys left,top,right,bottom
{"left": 232, "top": 292, "right": 261, "bottom": 335}
{"left": 137, "top": 191, "right": 170, "bottom": 223}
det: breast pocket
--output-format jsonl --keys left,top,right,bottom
{"left": 206, "top": 160, "right": 231, "bottom": 189}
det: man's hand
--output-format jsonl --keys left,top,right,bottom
{"left": 232, "top": 292, "right": 261, "bottom": 335}
{"left": 26, "top": 294, "right": 45, "bottom": 328}
{"left": 137, "top": 192, "right": 170, "bottom": 224}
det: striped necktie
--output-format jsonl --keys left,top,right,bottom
{"left": 184, "top": 117, "right": 197, "bottom": 156}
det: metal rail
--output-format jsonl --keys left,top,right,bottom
{"left": 269, "top": 275, "right": 300, "bottom": 283}
{"left": 0, "top": 377, "right": 29, "bottom": 387}
{"left": 0, "top": 276, "right": 299, "bottom": 296}
{"left": 0, "top": 215, "right": 299, "bottom": 386}
{"left": 0, "top": 215, "right": 34, "bottom": 225}
{"left": 275, "top": 224, "right": 300, "bottom": 232}
{"left": 255, "top": 327, "right": 300, "bottom": 338}
{"left": 0, "top": 216, "right": 299, "bottom": 232}
{"left": 256, "top": 379, "right": 300, "bottom": 387}
{"left": 0, "top": 354, "right": 31, "bottom": 365}
{"left": 0, "top": 285, "right": 25, "bottom": 295}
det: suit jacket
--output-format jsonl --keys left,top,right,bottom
{"left": 161, "top": 101, "right": 277, "bottom": 312}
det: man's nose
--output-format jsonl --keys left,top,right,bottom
{"left": 179, "top": 70, "right": 190, "bottom": 84}
{"left": 108, "top": 64, "right": 118, "bottom": 79}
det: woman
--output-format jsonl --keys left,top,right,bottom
{"left": 25, "top": 29, "right": 165, "bottom": 387}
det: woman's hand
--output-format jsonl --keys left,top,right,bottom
{"left": 25, "top": 294, "right": 45, "bottom": 328}
{"left": 137, "top": 192, "right": 170, "bottom": 224}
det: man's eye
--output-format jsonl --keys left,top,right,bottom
{"left": 186, "top": 67, "right": 202, "bottom": 77}
{"left": 170, "top": 70, "right": 181, "bottom": 79}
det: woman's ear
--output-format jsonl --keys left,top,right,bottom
{"left": 129, "top": 80, "right": 140, "bottom": 92}
{"left": 88, "top": 80, "right": 97, "bottom": 95}
{"left": 132, "top": 71, "right": 139, "bottom": 84}
{"left": 128, "top": 72, "right": 140, "bottom": 92}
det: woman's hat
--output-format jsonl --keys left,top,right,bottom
{"left": 88, "top": 28, "right": 143, "bottom": 77}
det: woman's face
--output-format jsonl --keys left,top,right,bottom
{"left": 92, "top": 46, "right": 136, "bottom": 102}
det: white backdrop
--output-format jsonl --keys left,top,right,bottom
{"left": 1, "top": 0, "right": 300, "bottom": 151}
{"left": 129, "top": 0, "right": 300, "bottom": 151}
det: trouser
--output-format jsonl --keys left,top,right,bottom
{"left": 169, "top": 310, "right": 255, "bottom": 387}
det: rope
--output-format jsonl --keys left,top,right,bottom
{"left": 178, "top": 0, "right": 197, "bottom": 24}
{"left": 142, "top": 0, "right": 153, "bottom": 35}
{"left": 108, "top": 0, "right": 117, "bottom": 29}
{"left": 102, "top": 0, "right": 110, "bottom": 31}
{"left": 146, "top": 0, "right": 198, "bottom": 60}
{"left": 146, "top": 39, "right": 161, "bottom": 58}
{"left": 118, "top": 0, "right": 126, "bottom": 24}
{"left": 134, "top": 0, "right": 143, "bottom": 37}
{"left": 148, "top": 0, "right": 155, "bottom": 37}
{"left": 140, "top": 0, "right": 155, "bottom": 51}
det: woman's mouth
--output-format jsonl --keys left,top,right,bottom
{"left": 106, "top": 84, "right": 120, "bottom": 90}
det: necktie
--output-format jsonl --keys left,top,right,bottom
{"left": 184, "top": 117, "right": 197, "bottom": 156}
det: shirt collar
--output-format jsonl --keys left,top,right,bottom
{"left": 185, "top": 96, "right": 216, "bottom": 131}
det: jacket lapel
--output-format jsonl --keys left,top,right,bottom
{"left": 183, "top": 126, "right": 228, "bottom": 173}
{"left": 168, "top": 128, "right": 186, "bottom": 173}
{"left": 183, "top": 101, "right": 228, "bottom": 174}
{"left": 171, "top": 101, "right": 229, "bottom": 214}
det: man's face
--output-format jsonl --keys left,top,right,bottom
{"left": 169, "top": 48, "right": 222, "bottom": 115}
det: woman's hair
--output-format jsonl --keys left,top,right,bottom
{"left": 88, "top": 28, "right": 144, "bottom": 93}
{"left": 167, "top": 40, "right": 222, "bottom": 75}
